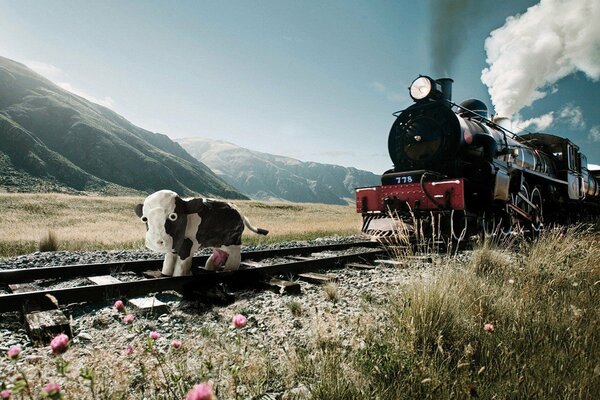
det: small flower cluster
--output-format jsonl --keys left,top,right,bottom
{"left": 3, "top": 307, "right": 249, "bottom": 399}
{"left": 186, "top": 383, "right": 215, "bottom": 400}
{"left": 114, "top": 299, "right": 135, "bottom": 324}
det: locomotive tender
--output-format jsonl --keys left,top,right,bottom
{"left": 356, "top": 75, "right": 600, "bottom": 238}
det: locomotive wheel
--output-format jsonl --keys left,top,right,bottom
{"left": 480, "top": 211, "right": 498, "bottom": 238}
{"left": 503, "top": 183, "right": 530, "bottom": 236}
{"left": 529, "top": 186, "right": 544, "bottom": 232}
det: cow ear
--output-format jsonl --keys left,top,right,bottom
{"left": 134, "top": 203, "right": 143, "bottom": 218}
{"left": 180, "top": 197, "right": 206, "bottom": 215}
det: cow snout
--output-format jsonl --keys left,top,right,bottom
{"left": 145, "top": 233, "right": 171, "bottom": 252}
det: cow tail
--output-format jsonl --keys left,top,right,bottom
{"left": 242, "top": 215, "right": 269, "bottom": 235}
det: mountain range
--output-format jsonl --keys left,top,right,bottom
{"left": 177, "top": 138, "right": 380, "bottom": 205}
{"left": 0, "top": 55, "right": 378, "bottom": 204}
{"left": 0, "top": 56, "right": 244, "bottom": 198}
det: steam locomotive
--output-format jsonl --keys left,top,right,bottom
{"left": 356, "top": 75, "right": 600, "bottom": 239}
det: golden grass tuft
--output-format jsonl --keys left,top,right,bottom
{"left": 38, "top": 230, "right": 59, "bottom": 252}
{"left": 0, "top": 193, "right": 362, "bottom": 257}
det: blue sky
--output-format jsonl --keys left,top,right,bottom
{"left": 1, "top": 0, "right": 598, "bottom": 173}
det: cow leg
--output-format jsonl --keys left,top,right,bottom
{"left": 173, "top": 243, "right": 199, "bottom": 276}
{"left": 222, "top": 245, "right": 242, "bottom": 271}
{"left": 173, "top": 256, "right": 193, "bottom": 276}
{"left": 162, "top": 252, "right": 177, "bottom": 276}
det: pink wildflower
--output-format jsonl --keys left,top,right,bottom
{"left": 114, "top": 300, "right": 125, "bottom": 311}
{"left": 232, "top": 314, "right": 247, "bottom": 329}
{"left": 123, "top": 314, "right": 135, "bottom": 324}
{"left": 7, "top": 345, "right": 21, "bottom": 359}
{"left": 126, "top": 345, "right": 134, "bottom": 356}
{"left": 0, "top": 389, "right": 11, "bottom": 399}
{"left": 185, "top": 383, "right": 215, "bottom": 400}
{"left": 171, "top": 339, "right": 182, "bottom": 349}
{"left": 49, "top": 333, "right": 69, "bottom": 355}
{"left": 42, "top": 383, "right": 61, "bottom": 396}
{"left": 149, "top": 331, "right": 161, "bottom": 340}
{"left": 483, "top": 323, "right": 495, "bottom": 332}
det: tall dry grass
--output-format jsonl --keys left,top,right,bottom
{"left": 0, "top": 193, "right": 362, "bottom": 258}
{"left": 285, "top": 226, "right": 600, "bottom": 398}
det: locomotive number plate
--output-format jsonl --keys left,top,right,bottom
{"left": 393, "top": 175, "right": 417, "bottom": 184}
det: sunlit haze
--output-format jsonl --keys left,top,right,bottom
{"left": 1, "top": 0, "right": 598, "bottom": 173}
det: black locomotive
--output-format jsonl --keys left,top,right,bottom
{"left": 356, "top": 75, "right": 600, "bottom": 239}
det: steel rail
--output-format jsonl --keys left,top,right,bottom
{"left": 0, "top": 241, "right": 379, "bottom": 285}
{"left": 0, "top": 248, "right": 385, "bottom": 313}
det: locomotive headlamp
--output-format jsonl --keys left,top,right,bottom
{"left": 409, "top": 75, "right": 445, "bottom": 102}
{"left": 410, "top": 76, "right": 433, "bottom": 100}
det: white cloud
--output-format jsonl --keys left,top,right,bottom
{"left": 25, "top": 61, "right": 62, "bottom": 78}
{"left": 481, "top": 0, "right": 600, "bottom": 116}
{"left": 369, "top": 81, "right": 386, "bottom": 93}
{"left": 370, "top": 81, "right": 405, "bottom": 103}
{"left": 558, "top": 104, "right": 585, "bottom": 129}
{"left": 513, "top": 112, "right": 554, "bottom": 132}
{"left": 56, "top": 81, "right": 115, "bottom": 109}
{"left": 588, "top": 125, "right": 600, "bottom": 142}
{"left": 24, "top": 60, "right": 115, "bottom": 109}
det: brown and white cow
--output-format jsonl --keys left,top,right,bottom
{"left": 134, "top": 190, "right": 268, "bottom": 276}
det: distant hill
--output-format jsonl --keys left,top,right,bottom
{"left": 0, "top": 56, "right": 245, "bottom": 199}
{"left": 177, "top": 137, "right": 380, "bottom": 205}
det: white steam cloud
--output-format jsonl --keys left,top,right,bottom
{"left": 481, "top": 0, "right": 600, "bottom": 117}
{"left": 513, "top": 112, "right": 555, "bottom": 132}
{"left": 512, "top": 104, "right": 587, "bottom": 133}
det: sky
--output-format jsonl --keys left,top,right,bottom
{"left": 1, "top": 0, "right": 599, "bottom": 173}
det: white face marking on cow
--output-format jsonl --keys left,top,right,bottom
{"left": 141, "top": 190, "right": 178, "bottom": 253}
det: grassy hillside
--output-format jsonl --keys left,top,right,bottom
{"left": 0, "top": 56, "right": 244, "bottom": 198}
{"left": 0, "top": 193, "right": 362, "bottom": 257}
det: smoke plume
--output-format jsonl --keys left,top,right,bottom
{"left": 430, "top": 0, "right": 483, "bottom": 76}
{"left": 481, "top": 0, "right": 600, "bottom": 117}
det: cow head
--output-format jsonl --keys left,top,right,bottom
{"left": 134, "top": 190, "right": 205, "bottom": 253}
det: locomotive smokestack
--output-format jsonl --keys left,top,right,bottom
{"left": 436, "top": 78, "right": 453, "bottom": 106}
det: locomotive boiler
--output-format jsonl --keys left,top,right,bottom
{"left": 356, "top": 75, "right": 600, "bottom": 239}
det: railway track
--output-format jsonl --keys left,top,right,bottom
{"left": 0, "top": 241, "right": 386, "bottom": 314}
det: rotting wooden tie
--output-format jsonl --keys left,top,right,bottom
{"left": 288, "top": 256, "right": 314, "bottom": 261}
{"left": 240, "top": 260, "right": 263, "bottom": 268}
{"left": 345, "top": 262, "right": 376, "bottom": 270}
{"left": 87, "top": 275, "right": 122, "bottom": 285}
{"left": 8, "top": 283, "right": 72, "bottom": 345}
{"left": 128, "top": 297, "right": 169, "bottom": 315}
{"left": 297, "top": 272, "right": 337, "bottom": 284}
{"left": 264, "top": 278, "right": 302, "bottom": 294}
{"left": 375, "top": 259, "right": 408, "bottom": 267}
{"left": 143, "top": 270, "right": 163, "bottom": 279}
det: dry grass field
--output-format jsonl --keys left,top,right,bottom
{"left": 0, "top": 193, "right": 362, "bottom": 258}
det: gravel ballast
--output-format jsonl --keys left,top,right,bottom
{"left": 0, "top": 235, "right": 441, "bottom": 397}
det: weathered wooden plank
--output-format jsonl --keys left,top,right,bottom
{"left": 297, "top": 272, "right": 337, "bottom": 284}
{"left": 288, "top": 256, "right": 314, "bottom": 261}
{"left": 345, "top": 262, "right": 376, "bottom": 270}
{"left": 143, "top": 270, "right": 164, "bottom": 279}
{"left": 87, "top": 275, "right": 121, "bottom": 285}
{"left": 240, "top": 260, "right": 263, "bottom": 268}
{"left": 25, "top": 310, "right": 72, "bottom": 345}
{"left": 265, "top": 278, "right": 302, "bottom": 294}
{"left": 128, "top": 297, "right": 169, "bottom": 315}
{"left": 375, "top": 259, "right": 407, "bottom": 267}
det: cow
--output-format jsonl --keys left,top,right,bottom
{"left": 134, "top": 190, "right": 268, "bottom": 276}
